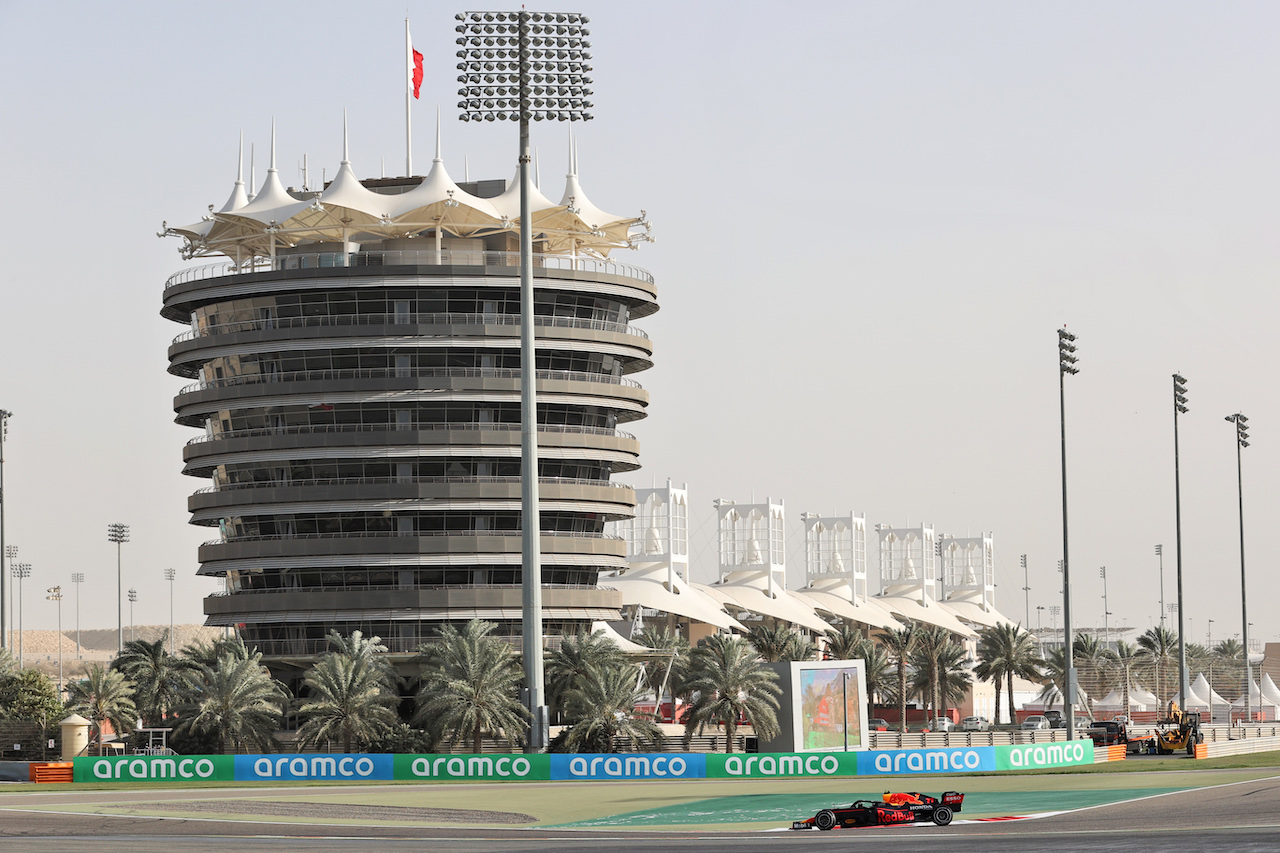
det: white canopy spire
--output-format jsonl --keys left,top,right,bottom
{"left": 218, "top": 133, "right": 249, "bottom": 213}
{"left": 269, "top": 117, "right": 276, "bottom": 172}
{"left": 342, "top": 108, "right": 349, "bottom": 164}
{"left": 434, "top": 105, "right": 442, "bottom": 161}
{"left": 248, "top": 143, "right": 256, "bottom": 202}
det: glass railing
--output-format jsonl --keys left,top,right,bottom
{"left": 185, "top": 422, "right": 637, "bottom": 446}
{"left": 209, "top": 582, "right": 604, "bottom": 597}
{"left": 171, "top": 312, "right": 649, "bottom": 344}
{"left": 178, "top": 366, "right": 643, "bottom": 396}
{"left": 202, "top": 530, "right": 624, "bottom": 547}
{"left": 164, "top": 249, "right": 655, "bottom": 292}
{"left": 193, "top": 476, "right": 633, "bottom": 494}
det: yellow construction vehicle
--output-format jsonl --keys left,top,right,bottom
{"left": 1142, "top": 702, "right": 1203, "bottom": 756}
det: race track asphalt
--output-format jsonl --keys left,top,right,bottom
{"left": 1, "top": 769, "right": 1278, "bottom": 852}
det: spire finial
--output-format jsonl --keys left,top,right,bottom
{"left": 249, "top": 143, "right": 257, "bottom": 200}
{"left": 269, "top": 118, "right": 277, "bottom": 171}
{"left": 342, "top": 108, "right": 350, "bottom": 164}
{"left": 236, "top": 131, "right": 244, "bottom": 183}
{"left": 434, "top": 105, "right": 442, "bottom": 161}
{"left": 567, "top": 126, "right": 575, "bottom": 175}
{"left": 464, "top": 154, "right": 470, "bottom": 183}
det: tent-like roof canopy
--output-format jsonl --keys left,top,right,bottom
{"left": 874, "top": 583, "right": 977, "bottom": 638}
{"left": 695, "top": 573, "right": 831, "bottom": 634}
{"left": 942, "top": 589, "right": 1017, "bottom": 630}
{"left": 793, "top": 581, "right": 902, "bottom": 631}
{"left": 161, "top": 122, "right": 652, "bottom": 262}
{"left": 599, "top": 564, "right": 745, "bottom": 631}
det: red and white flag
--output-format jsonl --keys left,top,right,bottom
{"left": 411, "top": 46, "right": 424, "bottom": 99}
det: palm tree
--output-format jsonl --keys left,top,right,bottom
{"left": 175, "top": 650, "right": 287, "bottom": 754}
{"left": 1072, "top": 635, "right": 1114, "bottom": 719}
{"left": 1138, "top": 626, "right": 1179, "bottom": 705}
{"left": 974, "top": 623, "right": 1043, "bottom": 724}
{"left": 852, "top": 638, "right": 892, "bottom": 708}
{"left": 545, "top": 629, "right": 627, "bottom": 723}
{"left": 1036, "top": 646, "right": 1068, "bottom": 716}
{"left": 1108, "top": 641, "right": 1142, "bottom": 718}
{"left": 935, "top": 640, "right": 973, "bottom": 713}
{"left": 66, "top": 664, "right": 138, "bottom": 754}
{"left": 413, "top": 619, "right": 528, "bottom": 753}
{"left": 747, "top": 623, "right": 797, "bottom": 662}
{"left": 1211, "top": 638, "right": 1245, "bottom": 702}
{"left": 682, "top": 634, "right": 781, "bottom": 753}
{"left": 877, "top": 624, "right": 916, "bottom": 733}
{"left": 824, "top": 624, "right": 863, "bottom": 661}
{"left": 783, "top": 632, "right": 818, "bottom": 662}
{"left": 112, "top": 634, "right": 184, "bottom": 727}
{"left": 635, "top": 626, "right": 689, "bottom": 722}
{"left": 295, "top": 641, "right": 401, "bottom": 753}
{"left": 908, "top": 626, "right": 951, "bottom": 718}
{"left": 559, "top": 664, "right": 662, "bottom": 753}
{"left": 323, "top": 629, "right": 398, "bottom": 686}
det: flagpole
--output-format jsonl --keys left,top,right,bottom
{"left": 405, "top": 17, "right": 413, "bottom": 177}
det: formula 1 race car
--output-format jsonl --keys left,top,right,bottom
{"left": 792, "top": 791, "right": 965, "bottom": 830}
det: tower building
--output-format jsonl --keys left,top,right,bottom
{"left": 161, "top": 124, "right": 654, "bottom": 672}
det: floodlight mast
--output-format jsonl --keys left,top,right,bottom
{"left": 454, "top": 10, "right": 594, "bottom": 752}
{"left": 1171, "top": 374, "right": 1190, "bottom": 709}
{"left": 1226, "top": 412, "right": 1250, "bottom": 724}
{"left": 1057, "top": 327, "right": 1078, "bottom": 741}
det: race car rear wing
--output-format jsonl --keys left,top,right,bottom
{"left": 941, "top": 791, "right": 964, "bottom": 810}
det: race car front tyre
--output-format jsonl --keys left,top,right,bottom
{"left": 815, "top": 809, "right": 837, "bottom": 831}
{"left": 933, "top": 806, "right": 953, "bottom": 826}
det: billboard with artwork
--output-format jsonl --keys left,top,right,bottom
{"left": 758, "top": 659, "right": 869, "bottom": 753}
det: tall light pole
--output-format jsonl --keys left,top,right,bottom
{"left": 1154, "top": 544, "right": 1165, "bottom": 628}
{"left": 45, "top": 585, "right": 62, "bottom": 691}
{"left": 1020, "top": 554, "right": 1030, "bottom": 627}
{"left": 128, "top": 587, "right": 137, "bottom": 644}
{"left": 107, "top": 523, "right": 129, "bottom": 655}
{"left": 1057, "top": 328, "right": 1079, "bottom": 739}
{"left": 1171, "top": 373, "right": 1190, "bottom": 710}
{"left": 1036, "top": 605, "right": 1046, "bottom": 654}
{"left": 70, "top": 572, "right": 84, "bottom": 658}
{"left": 1099, "top": 567, "right": 1110, "bottom": 649}
{"left": 3, "top": 545, "right": 15, "bottom": 651}
{"left": 0, "top": 409, "right": 10, "bottom": 653}
{"left": 12, "top": 562, "right": 30, "bottom": 667}
{"left": 164, "top": 568, "right": 176, "bottom": 655}
{"left": 1225, "top": 412, "right": 1251, "bottom": 724}
{"left": 455, "top": 8, "right": 594, "bottom": 752}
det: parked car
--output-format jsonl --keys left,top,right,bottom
{"left": 1021, "top": 715, "right": 1050, "bottom": 730}
{"left": 960, "top": 716, "right": 990, "bottom": 732}
{"left": 868, "top": 718, "right": 891, "bottom": 731}
{"left": 1043, "top": 710, "right": 1066, "bottom": 728}
{"left": 925, "top": 716, "right": 954, "bottom": 732}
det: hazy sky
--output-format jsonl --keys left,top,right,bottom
{"left": 1, "top": 1, "right": 1277, "bottom": 652}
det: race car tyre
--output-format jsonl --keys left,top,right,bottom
{"left": 933, "top": 806, "right": 953, "bottom": 826}
{"left": 815, "top": 810, "right": 837, "bottom": 831}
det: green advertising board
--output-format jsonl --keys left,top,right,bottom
{"left": 73, "top": 755, "right": 236, "bottom": 783}
{"left": 706, "top": 751, "right": 859, "bottom": 779}
{"left": 393, "top": 753, "right": 550, "bottom": 781}
{"left": 995, "top": 740, "right": 1094, "bottom": 770}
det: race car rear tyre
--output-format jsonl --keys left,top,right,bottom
{"left": 933, "top": 806, "right": 953, "bottom": 826}
{"left": 815, "top": 809, "right": 837, "bottom": 831}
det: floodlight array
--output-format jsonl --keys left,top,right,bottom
{"left": 455, "top": 11, "right": 594, "bottom": 122}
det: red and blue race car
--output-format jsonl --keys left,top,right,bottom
{"left": 792, "top": 791, "right": 964, "bottom": 830}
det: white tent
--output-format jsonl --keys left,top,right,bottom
{"left": 1098, "top": 684, "right": 1158, "bottom": 712}
{"left": 1263, "top": 673, "right": 1280, "bottom": 707}
{"left": 1191, "top": 673, "right": 1230, "bottom": 707}
{"left": 1170, "top": 684, "right": 1210, "bottom": 709}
